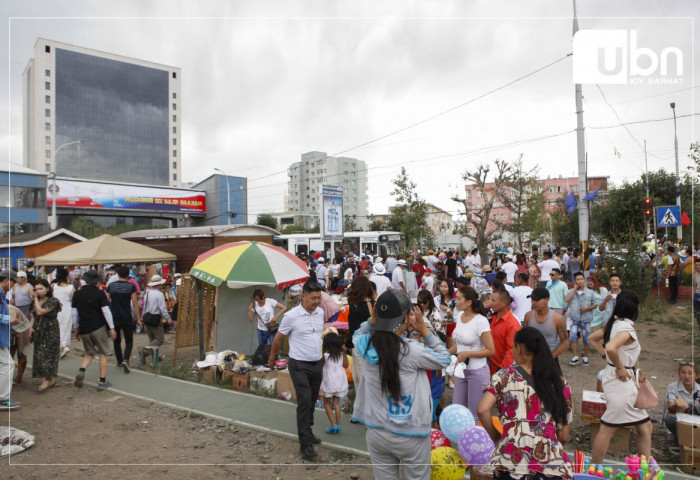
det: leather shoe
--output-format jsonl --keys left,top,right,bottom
{"left": 311, "top": 434, "right": 322, "bottom": 445}
{"left": 300, "top": 445, "right": 319, "bottom": 461}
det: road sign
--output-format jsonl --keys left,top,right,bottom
{"left": 657, "top": 205, "right": 681, "bottom": 227}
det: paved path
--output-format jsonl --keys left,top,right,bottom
{"left": 51, "top": 352, "right": 370, "bottom": 457}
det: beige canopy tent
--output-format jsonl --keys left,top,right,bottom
{"left": 34, "top": 234, "right": 176, "bottom": 266}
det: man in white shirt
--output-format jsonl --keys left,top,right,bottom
{"left": 391, "top": 259, "right": 407, "bottom": 294}
{"left": 369, "top": 263, "right": 392, "bottom": 297}
{"left": 510, "top": 273, "right": 533, "bottom": 323}
{"left": 561, "top": 248, "right": 571, "bottom": 279}
{"left": 315, "top": 258, "right": 329, "bottom": 290}
{"left": 421, "top": 268, "right": 435, "bottom": 294}
{"left": 426, "top": 250, "right": 439, "bottom": 272}
{"left": 537, "top": 251, "right": 560, "bottom": 288}
{"left": 268, "top": 282, "right": 325, "bottom": 462}
{"left": 501, "top": 254, "right": 518, "bottom": 286}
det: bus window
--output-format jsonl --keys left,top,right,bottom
{"left": 296, "top": 244, "right": 308, "bottom": 256}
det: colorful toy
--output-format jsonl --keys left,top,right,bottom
{"left": 457, "top": 426, "right": 495, "bottom": 467}
{"left": 438, "top": 404, "right": 475, "bottom": 443}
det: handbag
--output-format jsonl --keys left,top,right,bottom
{"left": 142, "top": 293, "right": 162, "bottom": 327}
{"left": 634, "top": 369, "right": 658, "bottom": 409}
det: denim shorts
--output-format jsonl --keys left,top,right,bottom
{"left": 569, "top": 320, "right": 591, "bottom": 345}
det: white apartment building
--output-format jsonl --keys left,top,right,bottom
{"left": 23, "top": 38, "right": 181, "bottom": 187}
{"left": 286, "top": 151, "right": 369, "bottom": 230}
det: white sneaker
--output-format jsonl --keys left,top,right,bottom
{"left": 60, "top": 347, "right": 70, "bottom": 359}
{"left": 569, "top": 357, "right": 580, "bottom": 366}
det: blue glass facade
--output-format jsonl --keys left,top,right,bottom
{"left": 54, "top": 48, "right": 169, "bottom": 185}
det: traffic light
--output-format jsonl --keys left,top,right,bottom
{"left": 643, "top": 197, "right": 653, "bottom": 219}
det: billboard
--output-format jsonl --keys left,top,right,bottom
{"left": 46, "top": 178, "right": 206, "bottom": 214}
{"left": 320, "top": 185, "right": 343, "bottom": 239}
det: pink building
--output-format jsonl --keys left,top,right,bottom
{"left": 461, "top": 176, "right": 608, "bottom": 234}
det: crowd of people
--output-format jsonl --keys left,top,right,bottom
{"left": 262, "top": 240, "right": 694, "bottom": 478}
{"left": 1, "top": 263, "right": 181, "bottom": 410}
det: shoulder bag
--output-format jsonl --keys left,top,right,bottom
{"left": 142, "top": 292, "right": 162, "bottom": 327}
{"left": 634, "top": 368, "right": 658, "bottom": 409}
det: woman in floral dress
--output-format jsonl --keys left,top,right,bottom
{"left": 478, "top": 327, "right": 573, "bottom": 480}
{"left": 31, "top": 279, "right": 62, "bottom": 391}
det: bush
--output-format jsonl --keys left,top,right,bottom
{"left": 598, "top": 234, "right": 654, "bottom": 302}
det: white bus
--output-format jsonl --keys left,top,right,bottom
{"left": 273, "top": 231, "right": 406, "bottom": 259}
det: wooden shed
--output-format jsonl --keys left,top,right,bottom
{"left": 118, "top": 224, "right": 279, "bottom": 272}
{"left": 0, "top": 228, "right": 87, "bottom": 269}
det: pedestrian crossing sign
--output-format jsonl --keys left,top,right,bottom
{"left": 656, "top": 205, "right": 681, "bottom": 227}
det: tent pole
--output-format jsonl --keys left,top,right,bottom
{"left": 197, "top": 280, "right": 205, "bottom": 361}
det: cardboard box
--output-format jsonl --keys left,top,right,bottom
{"left": 221, "top": 370, "right": 235, "bottom": 386}
{"left": 198, "top": 366, "right": 219, "bottom": 384}
{"left": 681, "top": 445, "right": 700, "bottom": 474}
{"left": 231, "top": 372, "right": 249, "bottom": 392}
{"left": 275, "top": 370, "right": 297, "bottom": 401}
{"left": 589, "top": 423, "right": 631, "bottom": 453}
{"left": 250, "top": 371, "right": 278, "bottom": 392}
{"left": 581, "top": 390, "right": 607, "bottom": 423}
{"left": 678, "top": 415, "right": 700, "bottom": 447}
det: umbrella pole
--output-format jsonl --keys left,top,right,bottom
{"left": 197, "top": 280, "right": 205, "bottom": 361}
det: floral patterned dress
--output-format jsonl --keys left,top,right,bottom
{"left": 32, "top": 297, "right": 62, "bottom": 379}
{"left": 484, "top": 366, "right": 573, "bottom": 479}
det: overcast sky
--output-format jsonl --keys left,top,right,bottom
{"left": 2, "top": 0, "right": 698, "bottom": 220}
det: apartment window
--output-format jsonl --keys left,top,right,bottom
{"left": 172, "top": 126, "right": 176, "bottom": 134}
{"left": 557, "top": 186, "right": 561, "bottom": 193}
{"left": 45, "top": 150, "right": 51, "bottom": 159}
{"left": 172, "top": 72, "right": 177, "bottom": 79}
{"left": 172, "top": 162, "right": 177, "bottom": 169}
{"left": 45, "top": 95, "right": 50, "bottom": 103}
{"left": 45, "top": 136, "right": 51, "bottom": 145}
{"left": 172, "top": 149, "right": 177, "bottom": 157}
{"left": 172, "top": 92, "right": 177, "bottom": 99}
{"left": 45, "top": 163, "right": 51, "bottom": 172}
{"left": 466, "top": 190, "right": 472, "bottom": 200}
{"left": 44, "top": 122, "right": 50, "bottom": 131}
{"left": 45, "top": 81, "right": 50, "bottom": 90}
{"left": 172, "top": 103, "right": 177, "bottom": 111}
{"left": 172, "top": 173, "right": 177, "bottom": 181}
{"left": 477, "top": 191, "right": 483, "bottom": 198}
{"left": 45, "top": 69, "right": 50, "bottom": 77}
{"left": 45, "top": 45, "right": 50, "bottom": 53}
{"left": 45, "top": 109, "right": 50, "bottom": 118}
{"left": 571, "top": 186, "right": 578, "bottom": 192}
{"left": 172, "top": 138, "right": 177, "bottom": 146}
{"left": 172, "top": 115, "right": 176, "bottom": 122}
{"left": 548, "top": 187, "right": 553, "bottom": 193}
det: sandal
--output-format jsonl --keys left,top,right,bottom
{"left": 325, "top": 426, "right": 337, "bottom": 434}
{"left": 37, "top": 379, "right": 56, "bottom": 392}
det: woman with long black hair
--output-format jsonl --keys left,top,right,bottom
{"left": 589, "top": 290, "right": 652, "bottom": 464}
{"left": 352, "top": 289, "right": 451, "bottom": 480}
{"left": 31, "top": 279, "right": 62, "bottom": 392}
{"left": 478, "top": 327, "right": 573, "bottom": 480}
{"left": 346, "top": 275, "right": 376, "bottom": 386}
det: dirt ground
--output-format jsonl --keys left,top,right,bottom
{"left": 5, "top": 297, "right": 695, "bottom": 478}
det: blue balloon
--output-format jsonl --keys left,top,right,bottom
{"left": 439, "top": 404, "right": 475, "bottom": 443}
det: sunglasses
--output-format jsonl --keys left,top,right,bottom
{"left": 680, "top": 360, "right": 696, "bottom": 366}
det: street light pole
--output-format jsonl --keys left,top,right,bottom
{"left": 671, "top": 102, "right": 682, "bottom": 242}
{"left": 50, "top": 140, "right": 83, "bottom": 230}
{"left": 214, "top": 168, "right": 231, "bottom": 225}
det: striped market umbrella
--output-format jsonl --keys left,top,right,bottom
{"left": 190, "top": 241, "right": 309, "bottom": 289}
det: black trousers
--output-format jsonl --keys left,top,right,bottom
{"left": 669, "top": 275, "right": 679, "bottom": 303}
{"left": 113, "top": 317, "right": 134, "bottom": 365}
{"left": 288, "top": 358, "right": 323, "bottom": 449}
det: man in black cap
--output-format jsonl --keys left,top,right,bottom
{"left": 523, "top": 287, "right": 568, "bottom": 376}
{"left": 0, "top": 269, "right": 20, "bottom": 409}
{"left": 71, "top": 270, "right": 117, "bottom": 390}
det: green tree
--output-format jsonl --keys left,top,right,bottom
{"left": 343, "top": 215, "right": 358, "bottom": 232}
{"left": 496, "top": 156, "right": 548, "bottom": 251}
{"left": 453, "top": 159, "right": 515, "bottom": 265}
{"left": 388, "top": 167, "right": 432, "bottom": 250}
{"left": 368, "top": 218, "right": 385, "bottom": 231}
{"left": 69, "top": 217, "right": 105, "bottom": 239}
{"left": 256, "top": 213, "right": 279, "bottom": 230}
{"left": 551, "top": 198, "right": 579, "bottom": 247}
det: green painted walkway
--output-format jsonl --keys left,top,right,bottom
{"left": 51, "top": 353, "right": 370, "bottom": 457}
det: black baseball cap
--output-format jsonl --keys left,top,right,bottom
{"left": 374, "top": 290, "right": 411, "bottom": 332}
{"left": 528, "top": 287, "right": 550, "bottom": 301}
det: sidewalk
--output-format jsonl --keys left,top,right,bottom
{"left": 49, "top": 351, "right": 370, "bottom": 457}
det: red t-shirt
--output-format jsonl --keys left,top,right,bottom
{"left": 489, "top": 310, "right": 522, "bottom": 375}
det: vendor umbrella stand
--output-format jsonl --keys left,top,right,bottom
{"left": 185, "top": 241, "right": 309, "bottom": 358}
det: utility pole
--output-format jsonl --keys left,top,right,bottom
{"left": 573, "top": 1, "right": 589, "bottom": 265}
{"left": 644, "top": 140, "right": 650, "bottom": 236}
{"left": 671, "top": 102, "right": 682, "bottom": 243}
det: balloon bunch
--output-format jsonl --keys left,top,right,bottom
{"left": 430, "top": 405, "right": 497, "bottom": 480}
{"left": 577, "top": 455, "right": 664, "bottom": 480}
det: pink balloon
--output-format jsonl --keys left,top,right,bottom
{"left": 430, "top": 428, "right": 452, "bottom": 450}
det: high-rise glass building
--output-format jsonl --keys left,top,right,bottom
{"left": 23, "top": 38, "right": 181, "bottom": 187}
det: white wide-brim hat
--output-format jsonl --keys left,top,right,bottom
{"left": 196, "top": 352, "right": 221, "bottom": 369}
{"left": 148, "top": 274, "right": 166, "bottom": 286}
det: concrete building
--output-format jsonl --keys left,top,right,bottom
{"left": 426, "top": 204, "right": 453, "bottom": 238}
{"left": 285, "top": 151, "right": 368, "bottom": 230}
{"left": 191, "top": 174, "right": 248, "bottom": 226}
{"left": 1, "top": 164, "right": 47, "bottom": 237}
{"left": 23, "top": 38, "right": 181, "bottom": 187}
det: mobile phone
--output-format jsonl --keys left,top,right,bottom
{"left": 411, "top": 297, "right": 418, "bottom": 305}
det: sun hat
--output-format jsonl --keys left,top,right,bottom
{"left": 318, "top": 257, "right": 325, "bottom": 262}
{"left": 375, "top": 256, "right": 383, "bottom": 263}
{"left": 196, "top": 353, "right": 221, "bottom": 369}
{"left": 322, "top": 326, "right": 339, "bottom": 339}
{"left": 528, "top": 287, "right": 550, "bottom": 301}
{"left": 83, "top": 270, "right": 101, "bottom": 284}
{"left": 473, "top": 268, "right": 484, "bottom": 277}
{"left": 374, "top": 290, "right": 411, "bottom": 332}
{"left": 477, "top": 288, "right": 492, "bottom": 299}
{"left": 482, "top": 266, "right": 493, "bottom": 273}
{"left": 506, "top": 254, "right": 514, "bottom": 260}
{"left": 16, "top": 271, "right": 27, "bottom": 278}
{"left": 0, "top": 269, "right": 18, "bottom": 281}
{"left": 148, "top": 274, "right": 166, "bottom": 287}
{"left": 429, "top": 249, "right": 435, "bottom": 255}
{"left": 397, "top": 259, "right": 407, "bottom": 266}
{"left": 373, "top": 263, "right": 386, "bottom": 275}
{"left": 174, "top": 273, "right": 182, "bottom": 278}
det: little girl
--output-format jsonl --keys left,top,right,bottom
{"left": 320, "top": 330, "right": 349, "bottom": 433}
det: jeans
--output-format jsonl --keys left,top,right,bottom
{"left": 113, "top": 317, "right": 134, "bottom": 365}
{"left": 288, "top": 358, "right": 323, "bottom": 449}
{"left": 257, "top": 329, "right": 275, "bottom": 345}
{"left": 569, "top": 320, "right": 591, "bottom": 345}
{"left": 664, "top": 413, "right": 678, "bottom": 441}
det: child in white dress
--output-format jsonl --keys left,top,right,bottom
{"left": 320, "top": 330, "right": 349, "bottom": 433}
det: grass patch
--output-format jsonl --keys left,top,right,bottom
{"left": 330, "top": 450, "right": 355, "bottom": 462}
{"left": 155, "top": 362, "right": 197, "bottom": 380}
